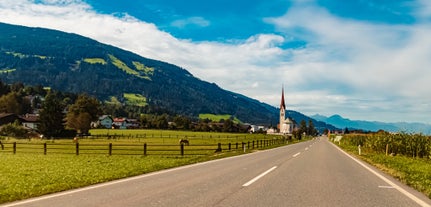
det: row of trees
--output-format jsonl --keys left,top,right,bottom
{"left": 0, "top": 81, "right": 253, "bottom": 137}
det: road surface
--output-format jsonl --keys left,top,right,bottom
{"left": 4, "top": 137, "right": 431, "bottom": 207}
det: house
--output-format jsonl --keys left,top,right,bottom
{"left": 0, "top": 113, "right": 20, "bottom": 126}
{"left": 125, "top": 119, "right": 140, "bottom": 129}
{"left": 20, "top": 114, "right": 39, "bottom": 130}
{"left": 248, "top": 125, "right": 268, "bottom": 133}
{"left": 95, "top": 115, "right": 113, "bottom": 129}
{"left": 112, "top": 118, "right": 127, "bottom": 129}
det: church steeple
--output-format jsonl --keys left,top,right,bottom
{"left": 280, "top": 86, "right": 286, "bottom": 110}
{"left": 279, "top": 86, "right": 286, "bottom": 131}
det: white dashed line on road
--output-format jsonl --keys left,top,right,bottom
{"left": 242, "top": 166, "right": 277, "bottom": 187}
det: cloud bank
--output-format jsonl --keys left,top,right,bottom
{"left": 0, "top": 0, "right": 430, "bottom": 123}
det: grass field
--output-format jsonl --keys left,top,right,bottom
{"left": 0, "top": 154, "right": 202, "bottom": 204}
{"left": 123, "top": 93, "right": 147, "bottom": 107}
{"left": 198, "top": 114, "right": 241, "bottom": 123}
{"left": 0, "top": 129, "right": 291, "bottom": 204}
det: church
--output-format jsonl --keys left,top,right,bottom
{"left": 279, "top": 87, "right": 294, "bottom": 134}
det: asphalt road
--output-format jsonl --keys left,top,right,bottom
{"left": 4, "top": 137, "right": 431, "bottom": 207}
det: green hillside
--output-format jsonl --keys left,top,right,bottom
{"left": 0, "top": 22, "right": 336, "bottom": 129}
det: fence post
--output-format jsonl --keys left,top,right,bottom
{"left": 44, "top": 143, "right": 47, "bottom": 155}
{"left": 252, "top": 141, "right": 255, "bottom": 149}
{"left": 217, "top": 143, "right": 222, "bottom": 152}
{"left": 13, "top": 142, "right": 16, "bottom": 154}
{"left": 242, "top": 142, "right": 246, "bottom": 153}
{"left": 236, "top": 142, "right": 238, "bottom": 150}
{"left": 109, "top": 143, "right": 112, "bottom": 156}
{"left": 0, "top": 141, "right": 3, "bottom": 150}
{"left": 76, "top": 142, "right": 79, "bottom": 155}
{"left": 180, "top": 143, "right": 184, "bottom": 156}
{"left": 228, "top": 143, "right": 231, "bottom": 151}
{"left": 144, "top": 143, "right": 147, "bottom": 156}
{"left": 386, "top": 144, "right": 389, "bottom": 156}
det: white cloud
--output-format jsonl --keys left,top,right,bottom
{"left": 264, "top": 3, "right": 431, "bottom": 123}
{"left": 0, "top": 0, "right": 430, "bottom": 123}
{"left": 171, "top": 16, "right": 210, "bottom": 28}
{"left": 414, "top": 0, "right": 431, "bottom": 20}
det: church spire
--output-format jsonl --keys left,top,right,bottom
{"left": 280, "top": 85, "right": 286, "bottom": 110}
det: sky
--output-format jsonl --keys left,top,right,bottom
{"left": 1, "top": 0, "right": 431, "bottom": 124}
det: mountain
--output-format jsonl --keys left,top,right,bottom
{"left": 311, "top": 114, "right": 431, "bottom": 134}
{"left": 0, "top": 22, "right": 337, "bottom": 129}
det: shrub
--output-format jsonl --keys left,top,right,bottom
{"left": 0, "top": 120, "right": 27, "bottom": 138}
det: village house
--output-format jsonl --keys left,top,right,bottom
{"left": 20, "top": 114, "right": 39, "bottom": 130}
{"left": 249, "top": 125, "right": 268, "bottom": 133}
{"left": 112, "top": 117, "right": 140, "bottom": 129}
{"left": 94, "top": 115, "right": 113, "bottom": 129}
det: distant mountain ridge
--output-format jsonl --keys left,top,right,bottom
{"left": 311, "top": 114, "right": 431, "bottom": 134}
{"left": 0, "top": 22, "right": 337, "bottom": 130}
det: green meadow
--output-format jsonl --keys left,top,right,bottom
{"left": 123, "top": 93, "right": 148, "bottom": 107}
{"left": 0, "top": 129, "right": 289, "bottom": 204}
{"left": 198, "top": 113, "right": 241, "bottom": 123}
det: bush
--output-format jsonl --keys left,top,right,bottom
{"left": 0, "top": 121, "right": 27, "bottom": 138}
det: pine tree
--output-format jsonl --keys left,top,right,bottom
{"left": 38, "top": 91, "right": 65, "bottom": 137}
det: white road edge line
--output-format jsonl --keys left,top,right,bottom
{"left": 379, "top": 185, "right": 395, "bottom": 189}
{"left": 293, "top": 152, "right": 301, "bottom": 157}
{"left": 333, "top": 143, "right": 431, "bottom": 207}
{"left": 242, "top": 166, "right": 277, "bottom": 187}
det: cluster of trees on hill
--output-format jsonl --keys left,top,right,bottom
{"left": 0, "top": 81, "right": 253, "bottom": 138}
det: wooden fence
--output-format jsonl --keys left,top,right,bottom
{"left": 0, "top": 138, "right": 287, "bottom": 156}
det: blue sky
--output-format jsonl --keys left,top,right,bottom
{"left": 1, "top": 0, "right": 431, "bottom": 124}
{"left": 85, "top": 0, "right": 290, "bottom": 42}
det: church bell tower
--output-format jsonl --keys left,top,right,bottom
{"left": 279, "top": 86, "right": 286, "bottom": 131}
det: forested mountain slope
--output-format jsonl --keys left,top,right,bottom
{"left": 0, "top": 22, "right": 334, "bottom": 129}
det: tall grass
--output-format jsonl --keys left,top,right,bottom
{"left": 339, "top": 132, "right": 431, "bottom": 158}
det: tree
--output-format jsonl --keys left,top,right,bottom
{"left": 0, "top": 120, "right": 27, "bottom": 138}
{"left": 173, "top": 115, "right": 191, "bottom": 130}
{"left": 307, "top": 120, "right": 318, "bottom": 136}
{"left": 0, "top": 92, "right": 31, "bottom": 114}
{"left": 38, "top": 91, "right": 65, "bottom": 137}
{"left": 223, "top": 119, "right": 234, "bottom": 132}
{"left": 0, "top": 81, "right": 10, "bottom": 96}
{"left": 344, "top": 127, "right": 350, "bottom": 134}
{"left": 299, "top": 120, "right": 307, "bottom": 134}
{"left": 66, "top": 94, "right": 101, "bottom": 134}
